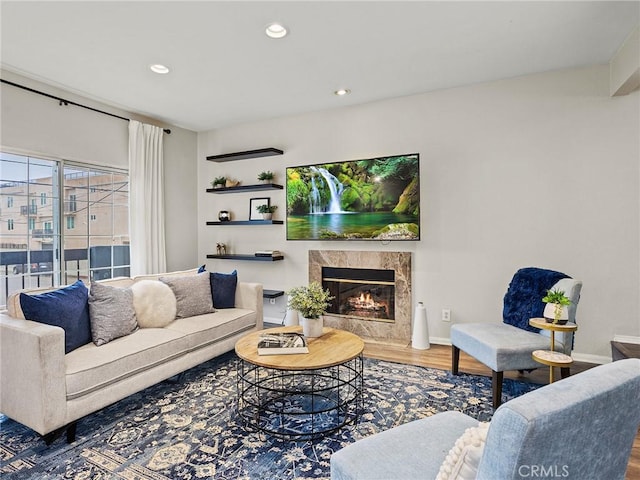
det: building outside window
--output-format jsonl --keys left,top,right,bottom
{"left": 0, "top": 152, "right": 130, "bottom": 307}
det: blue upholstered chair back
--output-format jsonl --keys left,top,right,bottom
{"left": 477, "top": 358, "right": 640, "bottom": 480}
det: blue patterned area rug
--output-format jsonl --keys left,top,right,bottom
{"left": 0, "top": 351, "right": 539, "bottom": 479}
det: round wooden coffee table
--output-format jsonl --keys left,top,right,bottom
{"left": 235, "top": 326, "right": 364, "bottom": 440}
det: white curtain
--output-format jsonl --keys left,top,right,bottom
{"left": 128, "top": 120, "right": 166, "bottom": 275}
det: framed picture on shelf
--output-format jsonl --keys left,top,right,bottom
{"left": 249, "top": 197, "right": 270, "bottom": 221}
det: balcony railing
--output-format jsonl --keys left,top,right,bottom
{"left": 32, "top": 229, "right": 54, "bottom": 238}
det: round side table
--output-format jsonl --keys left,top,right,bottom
{"left": 529, "top": 318, "right": 578, "bottom": 384}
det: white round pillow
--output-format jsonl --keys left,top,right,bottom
{"left": 131, "top": 280, "right": 177, "bottom": 328}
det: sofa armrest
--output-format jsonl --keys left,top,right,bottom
{"left": 235, "top": 282, "right": 263, "bottom": 328}
{"left": 0, "top": 312, "right": 67, "bottom": 435}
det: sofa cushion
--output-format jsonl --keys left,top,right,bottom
{"left": 436, "top": 422, "right": 489, "bottom": 480}
{"left": 165, "top": 308, "right": 256, "bottom": 351}
{"left": 131, "top": 280, "right": 177, "bottom": 328}
{"left": 65, "top": 328, "right": 190, "bottom": 400}
{"left": 210, "top": 270, "right": 237, "bottom": 309}
{"left": 160, "top": 272, "right": 215, "bottom": 319}
{"left": 89, "top": 282, "right": 138, "bottom": 346}
{"left": 19, "top": 280, "right": 91, "bottom": 354}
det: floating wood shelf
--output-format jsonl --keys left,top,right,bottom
{"left": 206, "top": 148, "right": 284, "bottom": 162}
{"left": 263, "top": 289, "right": 285, "bottom": 299}
{"left": 206, "top": 254, "right": 284, "bottom": 261}
{"left": 206, "top": 220, "right": 283, "bottom": 226}
{"left": 206, "top": 184, "right": 283, "bottom": 194}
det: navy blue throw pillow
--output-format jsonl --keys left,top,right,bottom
{"left": 20, "top": 280, "right": 91, "bottom": 354}
{"left": 209, "top": 270, "right": 237, "bottom": 309}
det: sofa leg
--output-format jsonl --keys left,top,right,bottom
{"left": 43, "top": 421, "right": 78, "bottom": 445}
{"left": 492, "top": 370, "right": 503, "bottom": 409}
{"left": 452, "top": 345, "right": 460, "bottom": 375}
{"left": 560, "top": 367, "right": 571, "bottom": 379}
{"left": 66, "top": 421, "right": 77, "bottom": 443}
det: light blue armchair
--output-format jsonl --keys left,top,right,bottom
{"left": 450, "top": 268, "right": 582, "bottom": 408}
{"left": 330, "top": 358, "right": 640, "bottom": 480}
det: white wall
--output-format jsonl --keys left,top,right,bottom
{"left": 198, "top": 65, "right": 639, "bottom": 362}
{"left": 1, "top": 70, "right": 199, "bottom": 271}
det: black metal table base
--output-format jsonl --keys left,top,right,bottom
{"left": 236, "top": 355, "right": 363, "bottom": 440}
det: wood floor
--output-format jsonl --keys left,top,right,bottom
{"left": 362, "top": 342, "right": 640, "bottom": 480}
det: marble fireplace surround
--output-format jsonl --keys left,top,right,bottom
{"left": 309, "top": 250, "right": 412, "bottom": 345}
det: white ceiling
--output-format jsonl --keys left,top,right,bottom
{"left": 1, "top": 1, "right": 638, "bottom": 132}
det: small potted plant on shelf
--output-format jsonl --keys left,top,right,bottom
{"left": 256, "top": 204, "right": 277, "bottom": 220}
{"left": 287, "top": 282, "right": 334, "bottom": 337}
{"left": 212, "top": 176, "right": 227, "bottom": 189}
{"left": 542, "top": 288, "right": 571, "bottom": 324}
{"left": 258, "top": 171, "right": 274, "bottom": 183}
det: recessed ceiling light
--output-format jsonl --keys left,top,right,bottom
{"left": 149, "top": 64, "right": 170, "bottom": 74}
{"left": 334, "top": 88, "right": 351, "bottom": 96}
{"left": 265, "top": 23, "right": 288, "bottom": 39}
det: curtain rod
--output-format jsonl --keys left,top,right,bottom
{"left": 1, "top": 79, "right": 171, "bottom": 134}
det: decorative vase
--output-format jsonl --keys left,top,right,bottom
{"left": 543, "top": 303, "right": 569, "bottom": 324}
{"left": 300, "top": 315, "right": 323, "bottom": 337}
{"left": 218, "top": 211, "right": 231, "bottom": 221}
{"left": 284, "top": 305, "right": 299, "bottom": 326}
{"left": 262, "top": 212, "right": 273, "bottom": 220}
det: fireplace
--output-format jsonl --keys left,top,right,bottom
{"left": 309, "top": 250, "right": 412, "bottom": 345}
{"left": 322, "top": 267, "right": 395, "bottom": 322}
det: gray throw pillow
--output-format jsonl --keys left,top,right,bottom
{"left": 160, "top": 272, "right": 215, "bottom": 318}
{"left": 89, "top": 281, "right": 138, "bottom": 346}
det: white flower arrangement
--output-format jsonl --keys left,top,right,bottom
{"left": 287, "top": 282, "right": 333, "bottom": 319}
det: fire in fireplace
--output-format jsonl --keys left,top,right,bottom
{"left": 322, "top": 266, "right": 395, "bottom": 322}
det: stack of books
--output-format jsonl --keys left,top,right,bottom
{"left": 254, "top": 250, "right": 283, "bottom": 258}
{"left": 257, "top": 332, "right": 309, "bottom": 355}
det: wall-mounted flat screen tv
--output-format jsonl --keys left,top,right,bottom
{"left": 286, "top": 153, "right": 420, "bottom": 241}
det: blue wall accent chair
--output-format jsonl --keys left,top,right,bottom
{"left": 330, "top": 358, "right": 640, "bottom": 480}
{"left": 450, "top": 268, "right": 582, "bottom": 408}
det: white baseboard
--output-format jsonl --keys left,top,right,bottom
{"left": 428, "top": 336, "right": 451, "bottom": 346}
{"left": 263, "top": 316, "right": 284, "bottom": 326}
{"left": 572, "top": 352, "right": 610, "bottom": 365}
{"left": 612, "top": 335, "right": 640, "bottom": 344}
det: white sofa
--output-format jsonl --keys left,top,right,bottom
{"left": 0, "top": 270, "right": 263, "bottom": 441}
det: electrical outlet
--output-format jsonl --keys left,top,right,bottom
{"left": 269, "top": 298, "right": 276, "bottom": 305}
{"left": 441, "top": 308, "right": 451, "bottom": 322}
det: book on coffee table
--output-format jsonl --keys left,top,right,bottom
{"left": 257, "top": 332, "right": 309, "bottom": 355}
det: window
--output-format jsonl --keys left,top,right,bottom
{"left": 67, "top": 194, "right": 77, "bottom": 212}
{"left": 0, "top": 152, "right": 130, "bottom": 307}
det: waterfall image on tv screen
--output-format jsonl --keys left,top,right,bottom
{"left": 286, "top": 153, "right": 420, "bottom": 241}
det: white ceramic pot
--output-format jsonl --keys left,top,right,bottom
{"left": 543, "top": 303, "right": 569, "bottom": 324}
{"left": 300, "top": 315, "right": 323, "bottom": 337}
